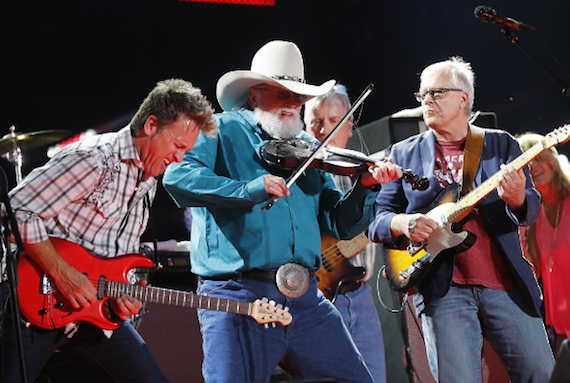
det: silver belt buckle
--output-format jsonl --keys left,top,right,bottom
{"left": 276, "top": 263, "right": 310, "bottom": 298}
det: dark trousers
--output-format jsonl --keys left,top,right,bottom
{"left": 0, "top": 283, "right": 169, "bottom": 383}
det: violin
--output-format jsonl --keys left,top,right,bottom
{"left": 261, "top": 139, "right": 429, "bottom": 191}
{"left": 261, "top": 84, "right": 426, "bottom": 210}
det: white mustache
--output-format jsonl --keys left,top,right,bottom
{"left": 278, "top": 107, "right": 299, "bottom": 116}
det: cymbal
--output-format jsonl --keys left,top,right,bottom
{"left": 0, "top": 130, "right": 73, "bottom": 154}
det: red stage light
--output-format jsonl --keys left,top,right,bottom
{"left": 180, "top": 0, "right": 275, "bottom": 5}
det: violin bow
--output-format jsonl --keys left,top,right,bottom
{"left": 263, "top": 83, "right": 375, "bottom": 210}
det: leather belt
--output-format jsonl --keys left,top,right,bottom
{"left": 243, "top": 267, "right": 316, "bottom": 283}
{"left": 242, "top": 269, "right": 278, "bottom": 283}
{"left": 203, "top": 267, "right": 316, "bottom": 283}
{"left": 203, "top": 264, "right": 316, "bottom": 298}
{"left": 338, "top": 281, "right": 364, "bottom": 294}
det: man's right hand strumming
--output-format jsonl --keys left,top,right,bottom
{"left": 25, "top": 240, "right": 97, "bottom": 309}
{"left": 391, "top": 213, "right": 439, "bottom": 243}
{"left": 52, "top": 263, "right": 98, "bottom": 309}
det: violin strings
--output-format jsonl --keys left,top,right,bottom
{"left": 351, "top": 101, "right": 372, "bottom": 156}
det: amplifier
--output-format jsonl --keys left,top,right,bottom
{"left": 140, "top": 241, "right": 191, "bottom": 273}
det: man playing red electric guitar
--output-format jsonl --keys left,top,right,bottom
{"left": 0, "top": 79, "right": 217, "bottom": 383}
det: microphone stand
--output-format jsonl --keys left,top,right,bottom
{"left": 501, "top": 27, "right": 570, "bottom": 98}
{"left": 0, "top": 165, "right": 28, "bottom": 383}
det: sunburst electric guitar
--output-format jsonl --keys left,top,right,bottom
{"left": 17, "top": 238, "right": 292, "bottom": 330}
{"left": 384, "top": 125, "right": 570, "bottom": 292}
{"left": 317, "top": 233, "right": 370, "bottom": 300}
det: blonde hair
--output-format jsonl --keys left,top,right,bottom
{"left": 517, "top": 132, "right": 570, "bottom": 197}
{"left": 517, "top": 131, "right": 570, "bottom": 275}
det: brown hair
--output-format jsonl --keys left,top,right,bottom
{"left": 130, "top": 79, "right": 218, "bottom": 137}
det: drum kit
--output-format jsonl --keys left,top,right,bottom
{"left": 1, "top": 125, "right": 72, "bottom": 184}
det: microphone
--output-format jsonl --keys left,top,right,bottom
{"left": 474, "top": 5, "right": 536, "bottom": 33}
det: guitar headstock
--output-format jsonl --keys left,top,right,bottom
{"left": 250, "top": 298, "right": 292, "bottom": 327}
{"left": 544, "top": 124, "right": 570, "bottom": 149}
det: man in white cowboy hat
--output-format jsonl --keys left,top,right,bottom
{"left": 164, "top": 40, "right": 401, "bottom": 383}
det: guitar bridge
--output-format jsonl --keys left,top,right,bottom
{"left": 398, "top": 253, "right": 431, "bottom": 281}
{"left": 41, "top": 274, "right": 55, "bottom": 295}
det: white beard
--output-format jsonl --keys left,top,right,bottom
{"left": 253, "top": 108, "right": 304, "bottom": 140}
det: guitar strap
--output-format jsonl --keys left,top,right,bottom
{"left": 145, "top": 194, "right": 159, "bottom": 267}
{"left": 462, "top": 124, "right": 485, "bottom": 195}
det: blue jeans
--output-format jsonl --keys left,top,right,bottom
{"left": 0, "top": 285, "right": 169, "bottom": 383}
{"left": 197, "top": 277, "right": 374, "bottom": 383}
{"left": 417, "top": 285, "right": 554, "bottom": 383}
{"left": 334, "top": 284, "right": 386, "bottom": 383}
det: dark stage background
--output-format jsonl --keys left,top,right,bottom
{"left": 3, "top": 0, "right": 569, "bottom": 240}
{"left": 2, "top": 1, "right": 569, "bottom": 381}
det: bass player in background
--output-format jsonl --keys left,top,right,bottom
{"left": 304, "top": 84, "right": 386, "bottom": 383}
{"left": 518, "top": 132, "right": 570, "bottom": 355}
{"left": 0, "top": 79, "right": 218, "bottom": 383}
{"left": 367, "top": 57, "right": 554, "bottom": 382}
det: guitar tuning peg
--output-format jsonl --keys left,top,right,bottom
{"left": 284, "top": 306, "right": 290, "bottom": 311}
{"left": 269, "top": 300, "right": 276, "bottom": 306}
{"left": 262, "top": 297, "right": 269, "bottom": 303}
{"left": 276, "top": 304, "right": 283, "bottom": 309}
{"left": 264, "top": 323, "right": 269, "bottom": 329}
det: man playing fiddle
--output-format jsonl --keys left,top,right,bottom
{"left": 163, "top": 40, "right": 401, "bottom": 383}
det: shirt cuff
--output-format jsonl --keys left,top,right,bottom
{"left": 245, "top": 175, "right": 269, "bottom": 204}
{"left": 15, "top": 212, "right": 49, "bottom": 243}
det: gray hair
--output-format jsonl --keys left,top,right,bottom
{"left": 130, "top": 79, "right": 218, "bottom": 137}
{"left": 304, "top": 84, "right": 352, "bottom": 126}
{"left": 421, "top": 57, "right": 475, "bottom": 115}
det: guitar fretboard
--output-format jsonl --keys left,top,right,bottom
{"left": 105, "top": 281, "right": 252, "bottom": 316}
{"left": 446, "top": 139, "right": 550, "bottom": 223}
{"left": 335, "top": 233, "right": 370, "bottom": 258}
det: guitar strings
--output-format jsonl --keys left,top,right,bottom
{"left": 81, "top": 278, "right": 248, "bottom": 311}
{"left": 320, "top": 244, "right": 352, "bottom": 269}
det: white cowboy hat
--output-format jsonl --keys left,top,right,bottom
{"left": 216, "top": 40, "right": 336, "bottom": 111}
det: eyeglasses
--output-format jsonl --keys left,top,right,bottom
{"left": 413, "top": 87, "right": 464, "bottom": 103}
{"left": 254, "top": 87, "right": 308, "bottom": 104}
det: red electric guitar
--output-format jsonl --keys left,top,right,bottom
{"left": 17, "top": 237, "right": 292, "bottom": 330}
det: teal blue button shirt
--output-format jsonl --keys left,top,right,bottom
{"left": 163, "top": 110, "right": 377, "bottom": 277}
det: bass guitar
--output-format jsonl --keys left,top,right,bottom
{"left": 384, "top": 125, "right": 570, "bottom": 292}
{"left": 17, "top": 238, "right": 292, "bottom": 330}
{"left": 317, "top": 233, "right": 370, "bottom": 300}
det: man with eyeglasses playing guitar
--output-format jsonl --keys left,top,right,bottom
{"left": 368, "top": 57, "right": 555, "bottom": 383}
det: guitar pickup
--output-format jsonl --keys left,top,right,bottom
{"left": 406, "top": 241, "right": 424, "bottom": 255}
{"left": 399, "top": 266, "right": 416, "bottom": 280}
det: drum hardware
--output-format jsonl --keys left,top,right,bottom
{"left": 1, "top": 125, "right": 72, "bottom": 184}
